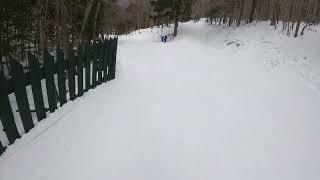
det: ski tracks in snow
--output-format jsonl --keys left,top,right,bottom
{"left": 254, "top": 34, "right": 320, "bottom": 94}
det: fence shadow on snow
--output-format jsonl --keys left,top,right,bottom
{"left": 0, "top": 37, "right": 118, "bottom": 156}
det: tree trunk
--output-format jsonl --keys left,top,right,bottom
{"left": 61, "top": 0, "right": 68, "bottom": 54}
{"left": 173, "top": 0, "right": 182, "bottom": 37}
{"left": 294, "top": 0, "right": 302, "bottom": 37}
{"left": 228, "top": 17, "right": 233, "bottom": 26}
{"left": 249, "top": 0, "right": 257, "bottom": 23}
{"left": 301, "top": 23, "right": 309, "bottom": 35}
{"left": 173, "top": 17, "right": 179, "bottom": 37}
{"left": 92, "top": 1, "right": 101, "bottom": 40}
{"left": 38, "top": 0, "right": 46, "bottom": 60}
{"left": 55, "top": 0, "right": 61, "bottom": 47}
{"left": 80, "top": 0, "right": 96, "bottom": 42}
{"left": 237, "top": 0, "right": 245, "bottom": 27}
{"left": 271, "top": 0, "right": 277, "bottom": 29}
{"left": 294, "top": 21, "right": 301, "bottom": 37}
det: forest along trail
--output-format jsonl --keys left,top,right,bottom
{"left": 0, "top": 20, "right": 320, "bottom": 180}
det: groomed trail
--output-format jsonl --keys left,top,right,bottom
{"left": 1, "top": 20, "right": 320, "bottom": 180}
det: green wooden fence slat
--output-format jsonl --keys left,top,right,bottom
{"left": 67, "top": 48, "right": 76, "bottom": 101}
{"left": 98, "top": 41, "right": 104, "bottom": 83}
{"left": 112, "top": 37, "right": 118, "bottom": 78}
{"left": 57, "top": 48, "right": 67, "bottom": 106}
{"left": 10, "top": 58, "right": 34, "bottom": 133}
{"left": 101, "top": 40, "right": 107, "bottom": 82}
{"left": 92, "top": 42, "right": 98, "bottom": 87}
{"left": 0, "top": 71, "right": 20, "bottom": 144}
{"left": 107, "top": 38, "right": 116, "bottom": 81}
{"left": 95, "top": 42, "right": 100, "bottom": 84}
{"left": 85, "top": 43, "right": 91, "bottom": 91}
{"left": 44, "top": 52, "right": 57, "bottom": 113}
{"left": 77, "top": 46, "right": 84, "bottom": 97}
{"left": 107, "top": 39, "right": 113, "bottom": 81}
{"left": 110, "top": 38, "right": 114, "bottom": 80}
{"left": 28, "top": 53, "right": 46, "bottom": 121}
{"left": 105, "top": 39, "right": 112, "bottom": 81}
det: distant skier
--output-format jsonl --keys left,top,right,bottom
{"left": 164, "top": 35, "right": 167, "bottom": 42}
{"left": 161, "top": 35, "right": 168, "bottom": 43}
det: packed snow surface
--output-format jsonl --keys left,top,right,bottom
{"left": 1, "top": 20, "right": 320, "bottom": 180}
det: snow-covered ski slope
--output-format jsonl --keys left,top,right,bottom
{"left": 1, "top": 20, "right": 320, "bottom": 180}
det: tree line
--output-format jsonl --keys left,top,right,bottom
{"left": 196, "top": 0, "right": 320, "bottom": 37}
{"left": 0, "top": 0, "right": 319, "bottom": 66}
{"left": 151, "top": 0, "right": 320, "bottom": 38}
{"left": 0, "top": 0, "right": 151, "bottom": 65}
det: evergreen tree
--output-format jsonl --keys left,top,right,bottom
{"left": 150, "top": 0, "right": 193, "bottom": 37}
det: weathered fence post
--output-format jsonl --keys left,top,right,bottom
{"left": 0, "top": 71, "right": 20, "bottom": 144}
{"left": 77, "top": 46, "right": 84, "bottom": 97}
{"left": 57, "top": 48, "right": 67, "bottom": 106}
{"left": 85, "top": 43, "right": 91, "bottom": 91}
{"left": 44, "top": 51, "right": 57, "bottom": 113}
{"left": 28, "top": 53, "right": 46, "bottom": 121}
{"left": 67, "top": 48, "right": 76, "bottom": 101}
{"left": 10, "top": 58, "right": 34, "bottom": 133}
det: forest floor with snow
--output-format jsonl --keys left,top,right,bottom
{"left": 1, "top": 20, "right": 320, "bottom": 180}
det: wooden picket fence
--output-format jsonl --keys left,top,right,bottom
{"left": 0, "top": 37, "right": 118, "bottom": 156}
